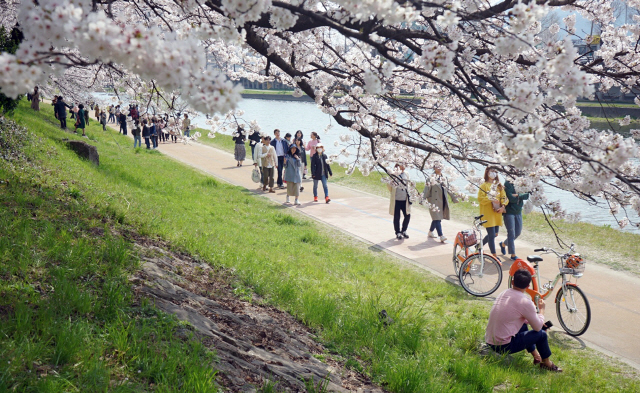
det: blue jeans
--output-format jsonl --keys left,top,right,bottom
{"left": 134, "top": 135, "right": 141, "bottom": 148}
{"left": 144, "top": 137, "right": 150, "bottom": 149}
{"left": 313, "top": 175, "right": 329, "bottom": 197}
{"left": 429, "top": 220, "right": 443, "bottom": 236}
{"left": 503, "top": 214, "right": 523, "bottom": 255}
{"left": 489, "top": 323, "right": 551, "bottom": 359}
{"left": 184, "top": 129, "right": 190, "bottom": 138}
{"left": 483, "top": 226, "right": 500, "bottom": 254}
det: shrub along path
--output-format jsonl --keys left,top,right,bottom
{"left": 148, "top": 130, "right": 640, "bottom": 371}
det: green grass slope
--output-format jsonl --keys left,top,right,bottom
{"left": 1, "top": 100, "right": 638, "bottom": 392}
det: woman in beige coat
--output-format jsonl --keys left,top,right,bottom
{"left": 387, "top": 164, "right": 412, "bottom": 240}
{"left": 423, "top": 164, "right": 457, "bottom": 242}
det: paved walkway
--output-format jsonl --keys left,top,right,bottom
{"left": 102, "top": 118, "right": 640, "bottom": 371}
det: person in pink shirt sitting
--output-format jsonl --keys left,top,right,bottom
{"left": 485, "top": 270, "right": 562, "bottom": 372}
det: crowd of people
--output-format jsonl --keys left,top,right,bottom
{"left": 247, "top": 129, "right": 331, "bottom": 205}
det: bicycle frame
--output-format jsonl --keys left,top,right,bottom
{"left": 509, "top": 258, "right": 577, "bottom": 311}
{"left": 457, "top": 217, "right": 502, "bottom": 274}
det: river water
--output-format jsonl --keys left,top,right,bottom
{"left": 92, "top": 93, "right": 639, "bottom": 233}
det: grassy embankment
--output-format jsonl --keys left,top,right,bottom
{"left": 2, "top": 101, "right": 639, "bottom": 392}
{"left": 197, "top": 131, "right": 640, "bottom": 275}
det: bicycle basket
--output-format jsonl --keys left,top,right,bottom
{"left": 457, "top": 229, "right": 477, "bottom": 247}
{"left": 560, "top": 254, "right": 586, "bottom": 277}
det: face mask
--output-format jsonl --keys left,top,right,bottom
{"left": 488, "top": 171, "right": 497, "bottom": 180}
{"left": 317, "top": 148, "right": 324, "bottom": 154}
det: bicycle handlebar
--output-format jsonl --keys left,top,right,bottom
{"left": 474, "top": 215, "right": 484, "bottom": 220}
{"left": 534, "top": 248, "right": 546, "bottom": 252}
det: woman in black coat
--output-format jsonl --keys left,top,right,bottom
{"left": 310, "top": 143, "right": 332, "bottom": 203}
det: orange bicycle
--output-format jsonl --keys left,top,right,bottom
{"left": 508, "top": 244, "right": 591, "bottom": 336}
{"left": 455, "top": 215, "right": 503, "bottom": 297}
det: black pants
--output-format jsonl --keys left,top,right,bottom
{"left": 276, "top": 156, "right": 285, "bottom": 187}
{"left": 144, "top": 137, "right": 150, "bottom": 149}
{"left": 393, "top": 199, "right": 411, "bottom": 234}
{"left": 171, "top": 134, "right": 177, "bottom": 143}
{"left": 59, "top": 116, "right": 67, "bottom": 129}
{"left": 121, "top": 124, "right": 127, "bottom": 136}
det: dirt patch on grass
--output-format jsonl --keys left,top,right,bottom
{"left": 130, "top": 239, "right": 384, "bottom": 393}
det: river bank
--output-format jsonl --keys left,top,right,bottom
{"left": 4, "top": 100, "right": 639, "bottom": 390}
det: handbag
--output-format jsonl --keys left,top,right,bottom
{"left": 491, "top": 200, "right": 503, "bottom": 212}
{"left": 251, "top": 167, "right": 261, "bottom": 183}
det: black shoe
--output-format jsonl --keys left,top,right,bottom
{"left": 402, "top": 232, "right": 409, "bottom": 239}
{"left": 396, "top": 233, "right": 403, "bottom": 240}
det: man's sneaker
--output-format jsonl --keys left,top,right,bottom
{"left": 286, "top": 196, "right": 290, "bottom": 204}
{"left": 314, "top": 196, "right": 318, "bottom": 202}
{"left": 402, "top": 232, "right": 409, "bottom": 239}
{"left": 325, "top": 196, "right": 331, "bottom": 204}
{"left": 428, "top": 231, "right": 437, "bottom": 238}
{"left": 396, "top": 233, "right": 403, "bottom": 240}
{"left": 499, "top": 242, "right": 506, "bottom": 255}
{"left": 439, "top": 235, "right": 447, "bottom": 243}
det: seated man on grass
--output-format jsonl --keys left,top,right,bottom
{"left": 485, "top": 269, "right": 562, "bottom": 372}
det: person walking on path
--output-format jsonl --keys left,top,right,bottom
{"left": 305, "top": 132, "right": 320, "bottom": 160}
{"left": 99, "top": 111, "right": 107, "bottom": 130}
{"left": 423, "top": 162, "right": 457, "bottom": 243}
{"left": 74, "top": 104, "right": 87, "bottom": 137}
{"left": 108, "top": 106, "right": 115, "bottom": 123}
{"left": 142, "top": 119, "right": 151, "bottom": 149}
{"left": 253, "top": 136, "right": 265, "bottom": 189}
{"left": 94, "top": 105, "right": 100, "bottom": 120}
{"left": 478, "top": 166, "right": 508, "bottom": 257}
{"left": 233, "top": 126, "right": 247, "bottom": 166}
{"left": 119, "top": 111, "right": 127, "bottom": 135}
{"left": 182, "top": 113, "right": 191, "bottom": 138}
{"left": 271, "top": 129, "right": 289, "bottom": 189}
{"left": 284, "top": 144, "right": 303, "bottom": 205}
{"left": 132, "top": 120, "right": 142, "bottom": 148}
{"left": 150, "top": 118, "right": 158, "bottom": 149}
{"left": 310, "top": 143, "right": 332, "bottom": 203}
{"left": 108, "top": 105, "right": 116, "bottom": 123}
{"left": 388, "top": 164, "right": 411, "bottom": 240}
{"left": 249, "top": 129, "right": 261, "bottom": 160}
{"left": 295, "top": 130, "right": 308, "bottom": 179}
{"left": 486, "top": 269, "right": 561, "bottom": 372}
{"left": 499, "top": 179, "right": 530, "bottom": 261}
{"left": 293, "top": 137, "right": 306, "bottom": 192}
{"left": 30, "top": 87, "right": 40, "bottom": 111}
{"left": 54, "top": 96, "right": 72, "bottom": 129}
{"left": 260, "top": 136, "right": 277, "bottom": 193}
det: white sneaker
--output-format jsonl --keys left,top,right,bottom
{"left": 294, "top": 199, "right": 300, "bottom": 205}
{"left": 428, "top": 231, "right": 437, "bottom": 238}
{"left": 286, "top": 196, "right": 290, "bottom": 204}
{"left": 439, "top": 235, "right": 447, "bottom": 243}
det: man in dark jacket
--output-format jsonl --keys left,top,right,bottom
{"left": 270, "top": 129, "right": 289, "bottom": 188}
{"left": 248, "top": 130, "right": 261, "bottom": 160}
{"left": 119, "top": 112, "right": 128, "bottom": 135}
{"left": 498, "top": 179, "right": 530, "bottom": 261}
{"left": 54, "top": 97, "right": 72, "bottom": 129}
{"left": 142, "top": 119, "right": 151, "bottom": 149}
{"left": 310, "top": 143, "right": 332, "bottom": 203}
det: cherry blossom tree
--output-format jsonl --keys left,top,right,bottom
{"left": 2, "top": 0, "right": 640, "bottom": 230}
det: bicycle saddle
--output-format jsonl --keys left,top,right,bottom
{"left": 527, "top": 255, "right": 543, "bottom": 263}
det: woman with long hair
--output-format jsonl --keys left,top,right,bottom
{"left": 477, "top": 167, "right": 508, "bottom": 257}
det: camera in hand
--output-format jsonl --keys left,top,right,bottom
{"left": 542, "top": 321, "right": 553, "bottom": 331}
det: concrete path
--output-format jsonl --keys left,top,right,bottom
{"left": 101, "top": 117, "right": 640, "bottom": 371}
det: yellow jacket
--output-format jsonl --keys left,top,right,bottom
{"left": 477, "top": 181, "right": 508, "bottom": 228}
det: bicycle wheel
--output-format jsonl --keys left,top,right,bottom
{"left": 555, "top": 285, "right": 591, "bottom": 336}
{"left": 452, "top": 242, "right": 467, "bottom": 275}
{"left": 458, "top": 254, "right": 503, "bottom": 297}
